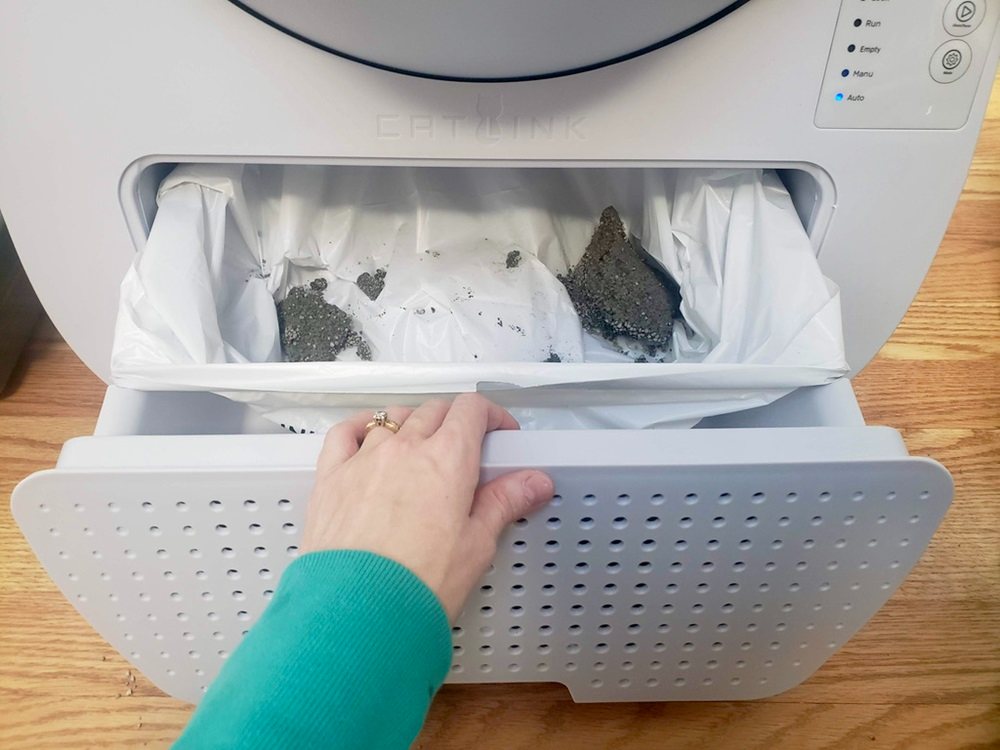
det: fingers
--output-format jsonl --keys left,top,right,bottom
{"left": 434, "top": 394, "right": 519, "bottom": 454}
{"left": 318, "top": 408, "right": 412, "bottom": 471}
{"left": 469, "top": 469, "right": 554, "bottom": 539}
{"left": 399, "top": 399, "right": 451, "bottom": 438}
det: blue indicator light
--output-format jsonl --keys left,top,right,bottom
{"left": 841, "top": 68, "right": 850, "bottom": 77}
{"left": 835, "top": 92, "right": 845, "bottom": 102}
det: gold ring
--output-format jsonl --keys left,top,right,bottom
{"left": 365, "top": 409, "right": 401, "bottom": 435}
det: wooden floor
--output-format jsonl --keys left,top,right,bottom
{"left": 2, "top": 86, "right": 998, "bottom": 750}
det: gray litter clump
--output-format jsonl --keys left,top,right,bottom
{"left": 277, "top": 278, "right": 371, "bottom": 362}
{"left": 560, "top": 206, "right": 681, "bottom": 355}
{"left": 356, "top": 268, "right": 387, "bottom": 301}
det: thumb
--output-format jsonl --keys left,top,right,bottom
{"left": 470, "top": 470, "right": 554, "bottom": 540}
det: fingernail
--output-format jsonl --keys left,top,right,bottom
{"left": 523, "top": 473, "right": 553, "bottom": 503}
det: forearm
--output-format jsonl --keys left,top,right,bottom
{"left": 174, "top": 550, "right": 452, "bottom": 750}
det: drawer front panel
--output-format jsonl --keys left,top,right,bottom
{"left": 13, "top": 446, "right": 951, "bottom": 703}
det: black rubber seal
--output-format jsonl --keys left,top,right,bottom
{"left": 227, "top": 0, "right": 752, "bottom": 83}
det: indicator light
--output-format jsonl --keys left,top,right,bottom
{"left": 835, "top": 93, "right": 844, "bottom": 102}
{"left": 841, "top": 69, "right": 850, "bottom": 77}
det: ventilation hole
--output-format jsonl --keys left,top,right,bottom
{"left": 214, "top": 524, "right": 229, "bottom": 536}
{"left": 542, "top": 583, "right": 556, "bottom": 595}
{"left": 568, "top": 623, "right": 582, "bottom": 634}
{"left": 512, "top": 540, "right": 527, "bottom": 552}
{"left": 803, "top": 539, "right": 816, "bottom": 549}
{"left": 606, "top": 561, "right": 621, "bottom": 573}
{"left": 597, "top": 623, "right": 612, "bottom": 634}
{"left": 641, "top": 539, "right": 657, "bottom": 552}
{"left": 612, "top": 516, "right": 628, "bottom": 530}
{"left": 579, "top": 516, "right": 595, "bottom": 530}
{"left": 638, "top": 561, "right": 652, "bottom": 572}
{"left": 546, "top": 517, "right": 562, "bottom": 530}
{"left": 674, "top": 540, "right": 688, "bottom": 551}
{"left": 576, "top": 539, "right": 593, "bottom": 552}
{"left": 209, "top": 500, "right": 222, "bottom": 511}
{"left": 751, "top": 492, "right": 766, "bottom": 504}
{"left": 679, "top": 517, "right": 693, "bottom": 529}
{"left": 582, "top": 494, "right": 597, "bottom": 506}
{"left": 616, "top": 494, "right": 631, "bottom": 506}
{"left": 544, "top": 562, "right": 559, "bottom": 573}
{"left": 573, "top": 562, "right": 588, "bottom": 573}
{"left": 609, "top": 539, "right": 624, "bottom": 552}
{"left": 249, "top": 523, "right": 263, "bottom": 535}
{"left": 286, "top": 545, "right": 300, "bottom": 557}
{"left": 550, "top": 494, "right": 563, "bottom": 507}
{"left": 744, "top": 516, "right": 759, "bottom": 527}
{"left": 544, "top": 540, "right": 560, "bottom": 552}
{"left": 513, "top": 517, "right": 528, "bottom": 527}
{"left": 539, "top": 624, "right": 553, "bottom": 635}
{"left": 114, "top": 527, "right": 127, "bottom": 537}
{"left": 511, "top": 562, "right": 525, "bottom": 573}
{"left": 508, "top": 644, "right": 523, "bottom": 655}
{"left": 281, "top": 523, "right": 296, "bottom": 534}
{"left": 591, "top": 679, "right": 603, "bottom": 688}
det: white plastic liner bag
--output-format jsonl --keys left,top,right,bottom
{"left": 112, "top": 164, "right": 848, "bottom": 430}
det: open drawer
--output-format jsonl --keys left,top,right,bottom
{"left": 11, "top": 379, "right": 952, "bottom": 703}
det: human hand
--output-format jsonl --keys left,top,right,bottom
{"left": 301, "top": 394, "right": 555, "bottom": 620}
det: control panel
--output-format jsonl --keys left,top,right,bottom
{"left": 816, "top": 0, "right": 999, "bottom": 129}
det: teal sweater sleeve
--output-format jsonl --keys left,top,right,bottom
{"left": 173, "top": 550, "right": 452, "bottom": 750}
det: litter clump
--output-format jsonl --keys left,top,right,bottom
{"left": 561, "top": 206, "right": 681, "bottom": 356}
{"left": 544, "top": 351, "right": 562, "bottom": 363}
{"left": 277, "top": 278, "right": 369, "bottom": 362}
{"left": 356, "top": 268, "right": 387, "bottom": 301}
{"left": 505, "top": 250, "right": 522, "bottom": 269}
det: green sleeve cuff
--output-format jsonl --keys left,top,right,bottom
{"left": 174, "top": 550, "right": 453, "bottom": 750}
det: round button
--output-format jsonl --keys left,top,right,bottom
{"left": 930, "top": 40, "right": 973, "bottom": 83}
{"left": 943, "top": 0, "right": 985, "bottom": 36}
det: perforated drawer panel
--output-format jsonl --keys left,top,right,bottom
{"left": 13, "top": 451, "right": 950, "bottom": 703}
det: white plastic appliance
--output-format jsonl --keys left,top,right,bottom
{"left": 1, "top": 1, "right": 996, "bottom": 703}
